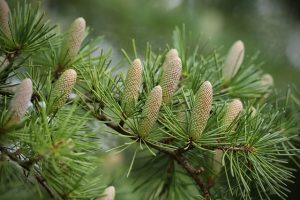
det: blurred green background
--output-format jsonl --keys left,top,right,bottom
{"left": 43, "top": 0, "right": 300, "bottom": 89}
{"left": 39, "top": 0, "right": 300, "bottom": 199}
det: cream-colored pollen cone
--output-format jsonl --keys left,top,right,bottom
{"left": 261, "top": 73, "right": 274, "bottom": 91}
{"left": 163, "top": 49, "right": 179, "bottom": 66}
{"left": 121, "top": 58, "right": 143, "bottom": 116}
{"left": 62, "top": 17, "right": 86, "bottom": 63}
{"left": 189, "top": 81, "right": 213, "bottom": 140}
{"left": 223, "top": 99, "right": 243, "bottom": 129}
{"left": 49, "top": 69, "right": 77, "bottom": 113}
{"left": 160, "top": 49, "right": 182, "bottom": 104}
{"left": 138, "top": 86, "right": 162, "bottom": 138}
{"left": 99, "top": 186, "right": 115, "bottom": 200}
{"left": 0, "top": 0, "right": 10, "bottom": 36}
{"left": 223, "top": 40, "right": 245, "bottom": 82}
{"left": 5, "top": 79, "right": 33, "bottom": 128}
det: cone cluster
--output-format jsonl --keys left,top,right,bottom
{"left": 159, "top": 49, "right": 182, "bottom": 104}
{"left": 138, "top": 85, "right": 162, "bottom": 138}
{"left": 121, "top": 59, "right": 143, "bottom": 116}
{"left": 49, "top": 69, "right": 77, "bottom": 113}
{"left": 189, "top": 81, "right": 213, "bottom": 140}
{"left": 223, "top": 40, "right": 245, "bottom": 83}
{"left": 0, "top": 0, "right": 10, "bottom": 36}
{"left": 5, "top": 79, "right": 33, "bottom": 128}
{"left": 100, "top": 186, "right": 115, "bottom": 200}
{"left": 62, "top": 17, "right": 86, "bottom": 64}
{"left": 223, "top": 99, "right": 243, "bottom": 129}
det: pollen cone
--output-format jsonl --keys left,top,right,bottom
{"left": 189, "top": 81, "right": 213, "bottom": 140}
{"left": 138, "top": 86, "right": 162, "bottom": 138}
{"left": 49, "top": 69, "right": 77, "bottom": 113}
{"left": 5, "top": 79, "right": 33, "bottom": 128}
{"left": 223, "top": 40, "right": 245, "bottom": 83}
{"left": 121, "top": 59, "right": 143, "bottom": 116}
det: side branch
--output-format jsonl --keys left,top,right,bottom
{"left": 96, "top": 114, "right": 211, "bottom": 199}
{"left": 0, "top": 147, "right": 57, "bottom": 199}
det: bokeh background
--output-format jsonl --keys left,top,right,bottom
{"left": 36, "top": 0, "right": 300, "bottom": 199}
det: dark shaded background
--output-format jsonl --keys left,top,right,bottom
{"left": 40, "top": 0, "right": 300, "bottom": 199}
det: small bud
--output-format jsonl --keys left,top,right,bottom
{"left": 189, "top": 81, "right": 213, "bottom": 140}
{"left": 223, "top": 40, "right": 245, "bottom": 82}
{"left": 100, "top": 186, "right": 115, "bottom": 200}
{"left": 261, "top": 73, "right": 274, "bottom": 91}
{"left": 223, "top": 99, "right": 243, "bottom": 129}
{"left": 5, "top": 79, "right": 33, "bottom": 128}
{"left": 0, "top": 0, "right": 10, "bottom": 36}
{"left": 62, "top": 17, "right": 86, "bottom": 63}
{"left": 121, "top": 59, "right": 143, "bottom": 116}
{"left": 160, "top": 49, "right": 182, "bottom": 104}
{"left": 138, "top": 86, "right": 162, "bottom": 138}
{"left": 49, "top": 69, "right": 77, "bottom": 113}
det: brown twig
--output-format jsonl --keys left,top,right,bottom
{"left": 96, "top": 114, "right": 211, "bottom": 199}
{"left": 0, "top": 147, "right": 57, "bottom": 199}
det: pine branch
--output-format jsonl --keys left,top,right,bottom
{"left": 0, "top": 146, "right": 57, "bottom": 199}
{"left": 96, "top": 113, "right": 211, "bottom": 199}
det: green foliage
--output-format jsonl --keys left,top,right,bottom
{"left": 0, "top": 1, "right": 299, "bottom": 200}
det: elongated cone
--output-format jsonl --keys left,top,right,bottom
{"left": 223, "top": 99, "right": 243, "bottom": 129}
{"left": 223, "top": 40, "right": 245, "bottom": 83}
{"left": 49, "top": 69, "right": 77, "bottom": 113}
{"left": 121, "top": 59, "right": 143, "bottom": 116}
{"left": 189, "top": 81, "right": 213, "bottom": 140}
{"left": 160, "top": 49, "right": 182, "bottom": 104}
{"left": 62, "top": 17, "right": 86, "bottom": 63}
{"left": 138, "top": 86, "right": 162, "bottom": 138}
{"left": 0, "top": 0, "right": 10, "bottom": 36}
{"left": 100, "top": 186, "right": 115, "bottom": 200}
{"left": 163, "top": 49, "right": 179, "bottom": 68}
{"left": 5, "top": 79, "right": 33, "bottom": 128}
